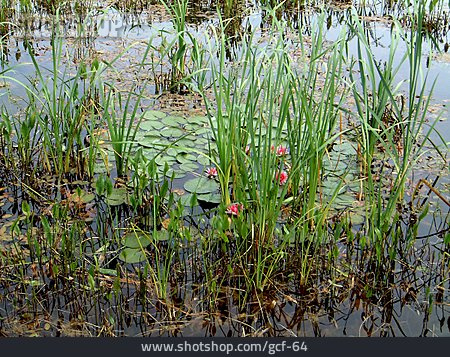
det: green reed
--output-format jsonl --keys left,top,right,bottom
{"left": 160, "top": 0, "right": 189, "bottom": 92}
{"left": 348, "top": 3, "right": 442, "bottom": 259}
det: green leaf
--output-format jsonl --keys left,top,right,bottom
{"left": 143, "top": 110, "right": 166, "bottom": 119}
{"left": 161, "top": 127, "right": 184, "bottom": 138}
{"left": 119, "top": 248, "right": 147, "bottom": 264}
{"left": 184, "top": 177, "right": 219, "bottom": 194}
{"left": 154, "top": 229, "right": 170, "bottom": 241}
{"left": 162, "top": 116, "right": 185, "bottom": 127}
{"left": 179, "top": 162, "right": 199, "bottom": 172}
{"left": 123, "top": 232, "right": 152, "bottom": 248}
{"left": 106, "top": 187, "right": 128, "bottom": 206}
{"left": 197, "top": 192, "right": 221, "bottom": 204}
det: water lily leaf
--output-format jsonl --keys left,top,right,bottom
{"left": 184, "top": 177, "right": 219, "bottom": 194}
{"left": 123, "top": 232, "right": 152, "bottom": 248}
{"left": 119, "top": 248, "right": 146, "bottom": 264}
{"left": 350, "top": 213, "right": 365, "bottom": 225}
{"left": 161, "top": 127, "right": 184, "bottom": 138}
{"left": 196, "top": 127, "right": 212, "bottom": 136}
{"left": 197, "top": 154, "right": 210, "bottom": 166}
{"left": 177, "top": 138, "right": 198, "bottom": 148}
{"left": 333, "top": 141, "right": 355, "bottom": 155}
{"left": 183, "top": 122, "right": 201, "bottom": 131}
{"left": 162, "top": 116, "right": 185, "bottom": 127}
{"left": 143, "top": 110, "right": 166, "bottom": 120}
{"left": 197, "top": 192, "right": 221, "bottom": 204}
{"left": 154, "top": 229, "right": 170, "bottom": 241}
{"left": 106, "top": 188, "right": 128, "bottom": 206}
{"left": 155, "top": 156, "right": 176, "bottom": 166}
{"left": 81, "top": 193, "right": 95, "bottom": 203}
{"left": 179, "top": 162, "right": 199, "bottom": 172}
{"left": 162, "top": 169, "right": 186, "bottom": 179}
{"left": 138, "top": 136, "right": 160, "bottom": 148}
{"left": 189, "top": 115, "right": 209, "bottom": 124}
{"left": 176, "top": 153, "right": 197, "bottom": 164}
{"left": 142, "top": 148, "right": 159, "bottom": 159}
{"left": 140, "top": 120, "right": 164, "bottom": 131}
{"left": 194, "top": 137, "right": 208, "bottom": 146}
{"left": 98, "top": 268, "right": 117, "bottom": 277}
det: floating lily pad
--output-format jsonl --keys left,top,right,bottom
{"left": 106, "top": 187, "right": 128, "bottom": 206}
{"left": 333, "top": 141, "right": 355, "bottom": 155}
{"left": 177, "top": 138, "right": 198, "bottom": 148}
{"left": 138, "top": 136, "right": 160, "bottom": 148}
{"left": 176, "top": 153, "right": 197, "bottom": 164}
{"left": 189, "top": 115, "right": 209, "bottom": 124}
{"left": 123, "top": 232, "right": 152, "bottom": 248}
{"left": 155, "top": 156, "right": 176, "bottom": 166}
{"left": 197, "top": 155, "right": 210, "bottom": 166}
{"left": 197, "top": 192, "right": 221, "bottom": 204}
{"left": 154, "top": 229, "right": 170, "bottom": 241}
{"left": 179, "top": 162, "right": 199, "bottom": 172}
{"left": 163, "top": 169, "right": 186, "bottom": 179}
{"left": 81, "top": 193, "right": 95, "bottom": 204}
{"left": 161, "top": 127, "right": 184, "bottom": 138}
{"left": 143, "top": 110, "right": 166, "bottom": 120}
{"left": 196, "top": 127, "right": 212, "bottom": 136}
{"left": 349, "top": 213, "right": 365, "bottom": 225}
{"left": 162, "top": 116, "right": 185, "bottom": 127}
{"left": 142, "top": 148, "right": 159, "bottom": 159}
{"left": 119, "top": 248, "right": 146, "bottom": 264}
{"left": 176, "top": 193, "right": 192, "bottom": 205}
{"left": 182, "top": 122, "right": 201, "bottom": 131}
{"left": 184, "top": 177, "right": 219, "bottom": 194}
{"left": 140, "top": 120, "right": 164, "bottom": 131}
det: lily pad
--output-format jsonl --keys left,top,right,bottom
{"left": 106, "top": 187, "right": 128, "bottom": 206}
{"left": 333, "top": 141, "right": 355, "bottom": 155}
{"left": 197, "top": 154, "right": 210, "bottom": 166}
{"left": 140, "top": 120, "right": 164, "bottom": 131}
{"left": 176, "top": 153, "right": 197, "bottom": 164}
{"left": 189, "top": 115, "right": 209, "bottom": 124}
{"left": 179, "top": 162, "right": 199, "bottom": 172}
{"left": 119, "top": 248, "right": 146, "bottom": 264}
{"left": 154, "top": 229, "right": 170, "bottom": 241}
{"left": 162, "top": 169, "right": 186, "bottom": 179}
{"left": 143, "top": 110, "right": 166, "bottom": 120}
{"left": 155, "top": 156, "right": 176, "bottom": 166}
{"left": 184, "top": 177, "right": 219, "bottom": 194}
{"left": 162, "top": 116, "right": 185, "bottom": 127}
{"left": 161, "top": 127, "right": 184, "bottom": 138}
{"left": 177, "top": 138, "right": 198, "bottom": 148}
{"left": 123, "top": 232, "right": 152, "bottom": 248}
{"left": 197, "top": 192, "right": 221, "bottom": 204}
{"left": 81, "top": 193, "right": 96, "bottom": 204}
{"left": 196, "top": 127, "right": 212, "bottom": 136}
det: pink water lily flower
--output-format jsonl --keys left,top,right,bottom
{"left": 276, "top": 145, "right": 288, "bottom": 156}
{"left": 205, "top": 167, "right": 218, "bottom": 178}
{"left": 226, "top": 203, "right": 244, "bottom": 216}
{"left": 275, "top": 171, "right": 288, "bottom": 185}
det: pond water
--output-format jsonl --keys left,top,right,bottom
{"left": 0, "top": 0, "right": 449, "bottom": 337}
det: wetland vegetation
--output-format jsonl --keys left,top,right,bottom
{"left": 0, "top": 0, "right": 449, "bottom": 336}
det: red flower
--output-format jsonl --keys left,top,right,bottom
{"left": 205, "top": 167, "right": 218, "bottom": 178}
{"left": 226, "top": 203, "right": 243, "bottom": 216}
{"left": 275, "top": 171, "right": 288, "bottom": 185}
{"left": 276, "top": 145, "right": 288, "bottom": 156}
